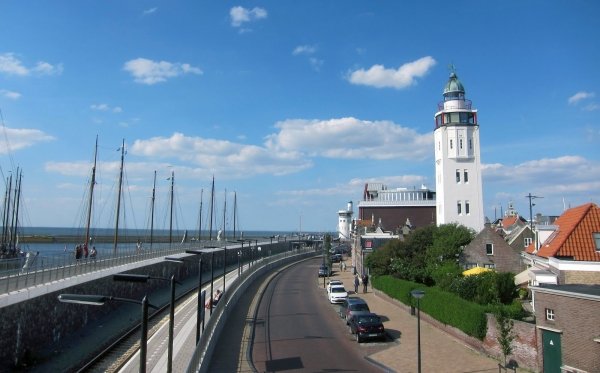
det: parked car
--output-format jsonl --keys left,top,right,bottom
{"left": 330, "top": 254, "right": 341, "bottom": 263}
{"left": 326, "top": 280, "right": 343, "bottom": 293}
{"left": 339, "top": 297, "right": 370, "bottom": 323}
{"left": 328, "top": 285, "right": 348, "bottom": 304}
{"left": 318, "top": 264, "right": 331, "bottom": 277}
{"left": 348, "top": 312, "right": 385, "bottom": 343}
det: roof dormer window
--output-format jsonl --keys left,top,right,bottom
{"left": 594, "top": 232, "right": 600, "bottom": 252}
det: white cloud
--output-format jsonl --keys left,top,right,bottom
{"left": 348, "top": 56, "right": 437, "bottom": 89}
{"left": 123, "top": 58, "right": 202, "bottom": 85}
{"left": 568, "top": 91, "right": 595, "bottom": 105}
{"left": 266, "top": 117, "right": 432, "bottom": 160}
{"left": 230, "top": 6, "right": 267, "bottom": 27}
{"left": 143, "top": 7, "right": 158, "bottom": 15}
{"left": 33, "top": 61, "right": 63, "bottom": 75}
{"left": 90, "top": 103, "right": 123, "bottom": 113}
{"left": 0, "top": 53, "right": 63, "bottom": 76}
{"left": 292, "top": 45, "right": 316, "bottom": 55}
{"left": 0, "top": 53, "right": 29, "bottom": 76}
{"left": 482, "top": 156, "right": 600, "bottom": 199}
{"left": 130, "top": 132, "right": 311, "bottom": 177}
{"left": 583, "top": 103, "right": 599, "bottom": 111}
{"left": 309, "top": 58, "right": 323, "bottom": 72}
{"left": 0, "top": 89, "right": 21, "bottom": 99}
{"left": 0, "top": 127, "right": 55, "bottom": 154}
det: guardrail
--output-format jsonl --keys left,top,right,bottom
{"left": 186, "top": 246, "right": 318, "bottom": 373}
{"left": 0, "top": 236, "right": 301, "bottom": 296}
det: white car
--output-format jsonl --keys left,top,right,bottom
{"left": 326, "top": 280, "right": 343, "bottom": 293}
{"left": 328, "top": 285, "right": 348, "bottom": 304}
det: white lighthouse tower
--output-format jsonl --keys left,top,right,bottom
{"left": 434, "top": 69, "right": 484, "bottom": 232}
{"left": 338, "top": 201, "right": 353, "bottom": 241}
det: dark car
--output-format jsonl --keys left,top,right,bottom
{"left": 348, "top": 312, "right": 385, "bottom": 343}
{"left": 318, "top": 264, "right": 331, "bottom": 277}
{"left": 330, "top": 253, "right": 342, "bottom": 263}
{"left": 339, "top": 297, "right": 370, "bottom": 323}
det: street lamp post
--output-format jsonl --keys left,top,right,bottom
{"left": 222, "top": 246, "right": 227, "bottom": 298}
{"left": 171, "top": 252, "right": 206, "bottom": 342}
{"left": 411, "top": 289, "right": 425, "bottom": 373}
{"left": 58, "top": 294, "right": 157, "bottom": 373}
{"left": 113, "top": 273, "right": 181, "bottom": 373}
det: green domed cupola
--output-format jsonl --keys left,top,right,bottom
{"left": 443, "top": 71, "right": 465, "bottom": 101}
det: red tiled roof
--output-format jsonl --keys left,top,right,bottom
{"left": 536, "top": 203, "right": 600, "bottom": 261}
{"left": 502, "top": 215, "right": 518, "bottom": 229}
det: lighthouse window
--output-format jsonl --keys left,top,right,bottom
{"left": 465, "top": 201, "right": 470, "bottom": 214}
{"left": 457, "top": 201, "right": 462, "bottom": 215}
{"left": 469, "top": 139, "right": 472, "bottom": 149}
{"left": 459, "top": 139, "right": 463, "bottom": 149}
{"left": 450, "top": 112, "right": 459, "bottom": 123}
{"left": 464, "top": 170, "right": 469, "bottom": 182}
{"left": 459, "top": 112, "right": 468, "bottom": 123}
{"left": 450, "top": 139, "right": 453, "bottom": 149}
{"left": 456, "top": 170, "right": 460, "bottom": 183}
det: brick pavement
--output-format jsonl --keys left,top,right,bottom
{"left": 332, "top": 261, "right": 525, "bottom": 373}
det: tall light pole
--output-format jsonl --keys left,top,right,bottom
{"left": 58, "top": 294, "right": 157, "bottom": 373}
{"left": 113, "top": 274, "right": 181, "bottom": 373}
{"left": 222, "top": 246, "right": 227, "bottom": 298}
{"left": 411, "top": 289, "right": 425, "bottom": 373}
{"left": 171, "top": 252, "right": 206, "bottom": 342}
{"left": 525, "top": 193, "right": 543, "bottom": 229}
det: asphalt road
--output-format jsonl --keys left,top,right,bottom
{"left": 251, "top": 257, "right": 388, "bottom": 372}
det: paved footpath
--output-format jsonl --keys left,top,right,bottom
{"left": 332, "top": 261, "right": 528, "bottom": 373}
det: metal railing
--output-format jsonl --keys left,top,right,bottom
{"left": 0, "top": 236, "right": 299, "bottom": 296}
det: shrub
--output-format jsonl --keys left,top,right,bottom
{"left": 373, "top": 275, "right": 488, "bottom": 339}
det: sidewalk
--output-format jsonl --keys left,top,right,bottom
{"left": 332, "top": 261, "right": 514, "bottom": 373}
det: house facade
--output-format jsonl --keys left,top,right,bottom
{"left": 461, "top": 224, "right": 525, "bottom": 273}
{"left": 531, "top": 284, "right": 600, "bottom": 373}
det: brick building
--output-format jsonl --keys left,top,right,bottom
{"left": 461, "top": 224, "right": 525, "bottom": 273}
{"left": 357, "top": 183, "right": 436, "bottom": 233}
{"left": 530, "top": 284, "right": 600, "bottom": 373}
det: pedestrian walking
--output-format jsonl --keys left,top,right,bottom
{"left": 362, "top": 274, "right": 369, "bottom": 293}
{"left": 354, "top": 274, "right": 359, "bottom": 293}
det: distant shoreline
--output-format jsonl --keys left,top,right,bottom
{"left": 18, "top": 235, "right": 178, "bottom": 244}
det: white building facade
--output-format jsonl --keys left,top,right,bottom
{"left": 337, "top": 201, "right": 353, "bottom": 240}
{"left": 434, "top": 70, "right": 484, "bottom": 232}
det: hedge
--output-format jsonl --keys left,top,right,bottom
{"left": 373, "top": 275, "right": 488, "bottom": 339}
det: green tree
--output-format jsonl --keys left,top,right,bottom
{"left": 495, "top": 308, "right": 515, "bottom": 367}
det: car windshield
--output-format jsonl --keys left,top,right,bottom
{"left": 331, "top": 287, "right": 346, "bottom": 293}
{"left": 350, "top": 304, "right": 370, "bottom": 312}
{"left": 358, "top": 315, "right": 380, "bottom": 324}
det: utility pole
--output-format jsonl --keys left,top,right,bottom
{"left": 525, "top": 193, "right": 543, "bottom": 229}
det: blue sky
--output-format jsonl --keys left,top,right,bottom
{"left": 0, "top": 1, "right": 599, "bottom": 233}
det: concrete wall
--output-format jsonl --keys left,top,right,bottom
{"left": 0, "top": 241, "right": 290, "bottom": 371}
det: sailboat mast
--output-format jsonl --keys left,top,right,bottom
{"left": 84, "top": 136, "right": 98, "bottom": 249}
{"left": 222, "top": 188, "right": 227, "bottom": 241}
{"left": 197, "top": 189, "right": 203, "bottom": 242}
{"left": 208, "top": 176, "right": 214, "bottom": 241}
{"left": 10, "top": 169, "right": 21, "bottom": 249}
{"left": 169, "top": 170, "right": 174, "bottom": 246}
{"left": 150, "top": 170, "right": 156, "bottom": 249}
{"left": 113, "top": 139, "right": 125, "bottom": 254}
{"left": 233, "top": 191, "right": 237, "bottom": 240}
{"left": 1, "top": 175, "right": 11, "bottom": 245}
